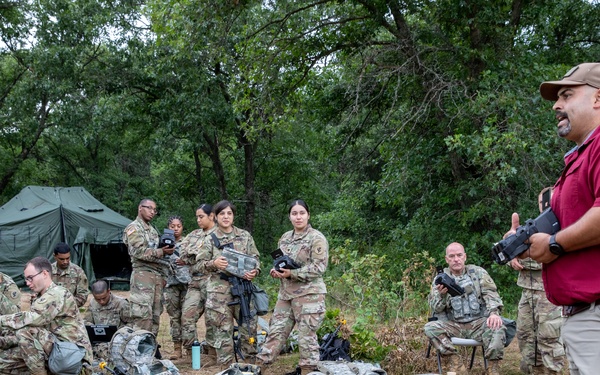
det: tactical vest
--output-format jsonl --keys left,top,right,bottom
{"left": 447, "top": 268, "right": 485, "bottom": 323}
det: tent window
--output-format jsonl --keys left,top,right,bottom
{"left": 79, "top": 206, "right": 104, "bottom": 212}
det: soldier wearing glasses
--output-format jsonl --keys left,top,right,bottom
{"left": 123, "top": 198, "right": 174, "bottom": 339}
{"left": 0, "top": 257, "right": 92, "bottom": 375}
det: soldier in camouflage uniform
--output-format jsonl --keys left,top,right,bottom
{"left": 197, "top": 200, "right": 261, "bottom": 368}
{"left": 0, "top": 271, "right": 22, "bottom": 348}
{"left": 123, "top": 198, "right": 174, "bottom": 338}
{"left": 83, "top": 280, "right": 130, "bottom": 361}
{"left": 179, "top": 203, "right": 216, "bottom": 363}
{"left": 51, "top": 242, "right": 90, "bottom": 308}
{"left": 257, "top": 199, "right": 328, "bottom": 375}
{"left": 163, "top": 215, "right": 191, "bottom": 360}
{"left": 424, "top": 242, "right": 507, "bottom": 375}
{"left": 507, "top": 187, "right": 565, "bottom": 375}
{"left": 0, "top": 271, "right": 21, "bottom": 315}
{"left": 0, "top": 256, "right": 93, "bottom": 375}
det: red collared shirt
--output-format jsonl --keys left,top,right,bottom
{"left": 545, "top": 126, "right": 600, "bottom": 305}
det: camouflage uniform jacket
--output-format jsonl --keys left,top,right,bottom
{"left": 198, "top": 226, "right": 261, "bottom": 294}
{"left": 123, "top": 217, "right": 167, "bottom": 276}
{"left": 513, "top": 258, "right": 543, "bottom": 291}
{"left": 180, "top": 226, "right": 216, "bottom": 282}
{"left": 83, "top": 293, "right": 130, "bottom": 328}
{"left": 277, "top": 224, "right": 328, "bottom": 300}
{"left": 164, "top": 240, "right": 191, "bottom": 287}
{"left": 51, "top": 262, "right": 90, "bottom": 308}
{"left": 0, "top": 272, "right": 21, "bottom": 315}
{"left": 428, "top": 265, "right": 503, "bottom": 320}
{"left": 0, "top": 282, "right": 93, "bottom": 365}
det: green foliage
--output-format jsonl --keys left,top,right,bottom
{"left": 1, "top": 0, "right": 599, "bottom": 331}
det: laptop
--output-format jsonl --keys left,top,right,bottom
{"left": 85, "top": 325, "right": 118, "bottom": 344}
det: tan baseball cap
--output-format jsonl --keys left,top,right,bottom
{"left": 539, "top": 63, "right": 600, "bottom": 101}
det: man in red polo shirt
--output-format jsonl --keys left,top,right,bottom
{"left": 509, "top": 63, "right": 600, "bottom": 375}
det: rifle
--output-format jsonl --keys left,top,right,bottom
{"left": 224, "top": 274, "right": 256, "bottom": 361}
{"left": 319, "top": 319, "right": 347, "bottom": 361}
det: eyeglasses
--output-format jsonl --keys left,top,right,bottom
{"left": 141, "top": 205, "right": 158, "bottom": 213}
{"left": 24, "top": 270, "right": 43, "bottom": 283}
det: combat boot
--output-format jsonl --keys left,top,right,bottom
{"left": 446, "top": 354, "right": 466, "bottom": 374}
{"left": 487, "top": 359, "right": 501, "bottom": 375}
{"left": 169, "top": 341, "right": 182, "bottom": 360}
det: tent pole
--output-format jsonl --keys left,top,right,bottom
{"left": 59, "top": 204, "right": 66, "bottom": 243}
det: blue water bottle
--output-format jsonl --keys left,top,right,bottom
{"left": 192, "top": 340, "right": 201, "bottom": 370}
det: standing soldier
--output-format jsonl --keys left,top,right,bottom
{"left": 0, "top": 256, "right": 93, "bottom": 375}
{"left": 123, "top": 198, "right": 173, "bottom": 345}
{"left": 257, "top": 199, "right": 329, "bottom": 375}
{"left": 507, "top": 187, "right": 565, "bottom": 374}
{"left": 198, "top": 200, "right": 260, "bottom": 368}
{"left": 83, "top": 280, "right": 130, "bottom": 361}
{"left": 179, "top": 203, "right": 216, "bottom": 363}
{"left": 51, "top": 242, "right": 90, "bottom": 308}
{"left": 163, "top": 215, "right": 191, "bottom": 360}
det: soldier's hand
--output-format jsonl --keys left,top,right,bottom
{"left": 435, "top": 284, "right": 448, "bottom": 295}
{"left": 509, "top": 258, "right": 523, "bottom": 271}
{"left": 175, "top": 258, "right": 186, "bottom": 266}
{"left": 270, "top": 268, "right": 291, "bottom": 279}
{"left": 243, "top": 269, "right": 258, "bottom": 281}
{"left": 162, "top": 245, "right": 175, "bottom": 255}
{"left": 486, "top": 312, "right": 503, "bottom": 330}
{"left": 213, "top": 256, "right": 228, "bottom": 270}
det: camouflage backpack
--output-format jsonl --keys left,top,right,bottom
{"left": 108, "top": 326, "right": 180, "bottom": 375}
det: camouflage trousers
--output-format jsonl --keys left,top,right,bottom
{"left": 205, "top": 291, "right": 257, "bottom": 365}
{"left": 257, "top": 294, "right": 326, "bottom": 368}
{"left": 129, "top": 269, "right": 164, "bottom": 336}
{"left": 0, "top": 327, "right": 53, "bottom": 374}
{"left": 164, "top": 283, "right": 188, "bottom": 342}
{"left": 517, "top": 288, "right": 565, "bottom": 373}
{"left": 181, "top": 278, "right": 210, "bottom": 349}
{"left": 424, "top": 316, "right": 507, "bottom": 360}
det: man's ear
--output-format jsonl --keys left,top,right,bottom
{"left": 594, "top": 88, "right": 600, "bottom": 108}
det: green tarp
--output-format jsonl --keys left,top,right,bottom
{"left": 0, "top": 186, "right": 132, "bottom": 287}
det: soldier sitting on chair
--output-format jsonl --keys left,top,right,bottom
{"left": 424, "top": 242, "right": 506, "bottom": 375}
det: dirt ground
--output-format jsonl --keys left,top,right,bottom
{"left": 18, "top": 291, "right": 554, "bottom": 375}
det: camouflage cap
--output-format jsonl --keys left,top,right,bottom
{"left": 540, "top": 63, "right": 600, "bottom": 101}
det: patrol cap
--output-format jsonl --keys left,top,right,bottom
{"left": 540, "top": 63, "right": 600, "bottom": 101}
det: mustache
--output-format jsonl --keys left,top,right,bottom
{"left": 556, "top": 111, "right": 568, "bottom": 118}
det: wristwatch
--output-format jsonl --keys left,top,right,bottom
{"left": 549, "top": 234, "right": 566, "bottom": 256}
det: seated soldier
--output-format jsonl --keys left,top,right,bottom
{"left": 51, "top": 242, "right": 91, "bottom": 308}
{"left": 424, "top": 242, "right": 506, "bottom": 375}
{"left": 83, "top": 280, "right": 131, "bottom": 361}
{"left": 0, "top": 256, "right": 93, "bottom": 375}
{"left": 0, "top": 271, "right": 21, "bottom": 315}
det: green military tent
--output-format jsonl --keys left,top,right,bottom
{"left": 0, "top": 186, "right": 133, "bottom": 287}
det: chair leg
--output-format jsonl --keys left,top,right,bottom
{"left": 481, "top": 345, "right": 488, "bottom": 369}
{"left": 436, "top": 350, "right": 443, "bottom": 375}
{"left": 469, "top": 346, "right": 476, "bottom": 369}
